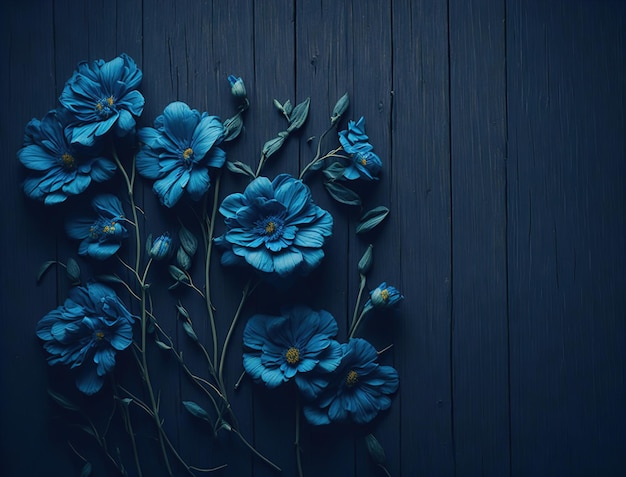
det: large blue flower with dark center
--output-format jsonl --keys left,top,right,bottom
{"left": 338, "top": 117, "right": 382, "bottom": 180}
{"left": 136, "top": 101, "right": 226, "bottom": 208}
{"left": 217, "top": 174, "right": 333, "bottom": 280}
{"left": 65, "top": 194, "right": 128, "bottom": 260}
{"left": 59, "top": 53, "right": 144, "bottom": 146}
{"left": 243, "top": 305, "right": 342, "bottom": 399}
{"left": 18, "top": 109, "right": 116, "bottom": 205}
{"left": 303, "top": 338, "right": 399, "bottom": 425}
{"left": 36, "top": 282, "right": 135, "bottom": 395}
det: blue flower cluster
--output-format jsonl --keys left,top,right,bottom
{"left": 36, "top": 282, "right": 135, "bottom": 395}
{"left": 18, "top": 54, "right": 144, "bottom": 204}
{"left": 338, "top": 117, "right": 382, "bottom": 181}
{"left": 216, "top": 174, "right": 333, "bottom": 280}
{"left": 243, "top": 306, "right": 399, "bottom": 425}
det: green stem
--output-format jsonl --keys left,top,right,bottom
{"left": 204, "top": 171, "right": 222, "bottom": 369}
{"left": 299, "top": 125, "right": 337, "bottom": 180}
{"left": 230, "top": 427, "right": 282, "bottom": 472}
{"left": 255, "top": 152, "right": 268, "bottom": 177}
{"left": 218, "top": 279, "right": 254, "bottom": 391}
{"left": 113, "top": 151, "right": 141, "bottom": 271}
{"left": 349, "top": 306, "right": 372, "bottom": 339}
{"left": 295, "top": 392, "right": 304, "bottom": 477}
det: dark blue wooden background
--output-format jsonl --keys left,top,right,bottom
{"left": 1, "top": 1, "right": 624, "bottom": 476}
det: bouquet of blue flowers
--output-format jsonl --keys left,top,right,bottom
{"left": 18, "top": 53, "right": 403, "bottom": 477}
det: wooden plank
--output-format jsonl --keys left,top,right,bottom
{"left": 0, "top": 2, "right": 62, "bottom": 476}
{"left": 507, "top": 1, "right": 626, "bottom": 474}
{"left": 449, "top": 0, "right": 510, "bottom": 475}
{"left": 392, "top": 1, "right": 455, "bottom": 475}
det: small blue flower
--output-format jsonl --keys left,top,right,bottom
{"left": 148, "top": 233, "right": 172, "bottom": 260}
{"left": 217, "top": 174, "right": 333, "bottom": 280}
{"left": 136, "top": 101, "right": 226, "bottom": 208}
{"left": 36, "top": 282, "right": 135, "bottom": 395}
{"left": 18, "top": 109, "right": 117, "bottom": 205}
{"left": 227, "top": 75, "right": 247, "bottom": 98}
{"left": 59, "top": 53, "right": 144, "bottom": 146}
{"left": 243, "top": 305, "right": 342, "bottom": 399}
{"left": 338, "top": 117, "right": 382, "bottom": 180}
{"left": 366, "top": 282, "right": 404, "bottom": 309}
{"left": 303, "top": 338, "right": 399, "bottom": 425}
{"left": 65, "top": 194, "right": 128, "bottom": 260}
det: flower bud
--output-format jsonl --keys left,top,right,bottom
{"left": 149, "top": 233, "right": 171, "bottom": 260}
{"left": 369, "top": 282, "right": 403, "bottom": 309}
{"left": 358, "top": 244, "right": 374, "bottom": 276}
{"left": 228, "top": 75, "right": 247, "bottom": 98}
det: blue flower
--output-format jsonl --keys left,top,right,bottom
{"left": 136, "top": 101, "right": 226, "bottom": 208}
{"left": 243, "top": 305, "right": 342, "bottom": 399}
{"left": 65, "top": 194, "right": 128, "bottom": 260}
{"left": 338, "top": 117, "right": 382, "bottom": 180}
{"left": 18, "top": 109, "right": 117, "bottom": 205}
{"left": 227, "top": 75, "right": 247, "bottom": 98}
{"left": 303, "top": 338, "right": 399, "bottom": 425}
{"left": 366, "top": 282, "right": 404, "bottom": 309}
{"left": 148, "top": 233, "right": 172, "bottom": 260}
{"left": 36, "top": 282, "right": 135, "bottom": 395}
{"left": 59, "top": 53, "right": 144, "bottom": 146}
{"left": 217, "top": 174, "right": 333, "bottom": 280}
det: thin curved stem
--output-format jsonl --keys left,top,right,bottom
{"left": 204, "top": 172, "right": 222, "bottom": 368}
{"left": 295, "top": 392, "right": 304, "bottom": 477}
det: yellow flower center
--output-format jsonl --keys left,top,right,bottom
{"left": 381, "top": 289, "right": 390, "bottom": 301}
{"left": 102, "top": 222, "right": 116, "bottom": 234}
{"left": 285, "top": 347, "right": 300, "bottom": 364}
{"left": 61, "top": 153, "right": 75, "bottom": 169}
{"left": 183, "top": 147, "right": 194, "bottom": 160}
{"left": 95, "top": 331, "right": 105, "bottom": 340}
{"left": 265, "top": 221, "right": 276, "bottom": 234}
{"left": 106, "top": 96, "right": 115, "bottom": 106}
{"left": 360, "top": 157, "right": 368, "bottom": 165}
{"left": 346, "top": 370, "right": 359, "bottom": 387}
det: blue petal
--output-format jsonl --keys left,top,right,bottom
{"left": 273, "top": 249, "right": 303, "bottom": 276}
{"left": 162, "top": 102, "right": 200, "bottom": 145}
{"left": 242, "top": 249, "right": 274, "bottom": 273}
{"left": 243, "top": 353, "right": 264, "bottom": 380}
{"left": 18, "top": 145, "right": 57, "bottom": 171}
{"left": 191, "top": 115, "right": 223, "bottom": 157}
{"left": 185, "top": 168, "right": 210, "bottom": 200}
{"left": 244, "top": 176, "right": 274, "bottom": 203}
{"left": 76, "top": 367, "right": 105, "bottom": 395}
{"left": 66, "top": 217, "right": 94, "bottom": 240}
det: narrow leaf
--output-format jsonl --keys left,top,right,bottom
{"left": 287, "top": 97, "right": 311, "bottom": 132}
{"left": 356, "top": 206, "right": 390, "bottom": 234}
{"left": 178, "top": 226, "right": 198, "bottom": 256}
{"left": 95, "top": 274, "right": 126, "bottom": 285}
{"left": 226, "top": 160, "right": 255, "bottom": 178}
{"left": 36, "top": 260, "right": 56, "bottom": 284}
{"left": 66, "top": 257, "right": 81, "bottom": 283}
{"left": 222, "top": 115, "right": 243, "bottom": 142}
{"left": 168, "top": 265, "right": 188, "bottom": 283}
{"left": 183, "top": 401, "right": 212, "bottom": 423}
{"left": 176, "top": 303, "right": 190, "bottom": 320}
{"left": 79, "top": 462, "right": 92, "bottom": 477}
{"left": 155, "top": 340, "right": 172, "bottom": 351}
{"left": 331, "top": 92, "right": 349, "bottom": 125}
{"left": 322, "top": 161, "right": 347, "bottom": 181}
{"left": 47, "top": 389, "right": 80, "bottom": 412}
{"left": 365, "top": 433, "right": 386, "bottom": 465}
{"left": 261, "top": 135, "right": 286, "bottom": 159}
{"left": 324, "top": 182, "right": 362, "bottom": 206}
{"left": 182, "top": 321, "right": 198, "bottom": 342}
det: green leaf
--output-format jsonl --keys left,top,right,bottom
{"left": 155, "top": 340, "right": 172, "bottom": 351}
{"left": 168, "top": 265, "right": 188, "bottom": 284}
{"left": 331, "top": 92, "right": 349, "bottom": 125}
{"left": 183, "top": 401, "right": 212, "bottom": 423}
{"left": 365, "top": 433, "right": 386, "bottom": 465}
{"left": 145, "top": 233, "right": 153, "bottom": 253}
{"left": 322, "top": 161, "right": 347, "bottom": 181}
{"left": 95, "top": 274, "right": 126, "bottom": 285}
{"left": 356, "top": 206, "right": 390, "bottom": 234}
{"left": 261, "top": 135, "right": 286, "bottom": 159}
{"left": 226, "top": 160, "right": 255, "bottom": 178}
{"left": 79, "top": 462, "right": 92, "bottom": 477}
{"left": 176, "top": 247, "right": 191, "bottom": 271}
{"left": 324, "top": 182, "right": 362, "bottom": 206}
{"left": 287, "top": 97, "right": 311, "bottom": 132}
{"left": 182, "top": 321, "right": 198, "bottom": 342}
{"left": 47, "top": 389, "right": 80, "bottom": 412}
{"left": 36, "top": 260, "right": 56, "bottom": 284}
{"left": 176, "top": 303, "right": 190, "bottom": 320}
{"left": 283, "top": 100, "right": 293, "bottom": 116}
{"left": 358, "top": 244, "right": 374, "bottom": 276}
{"left": 222, "top": 114, "right": 243, "bottom": 141}
{"left": 178, "top": 226, "right": 198, "bottom": 256}
{"left": 66, "top": 257, "right": 81, "bottom": 283}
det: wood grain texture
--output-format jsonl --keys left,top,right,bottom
{"left": 449, "top": 0, "right": 510, "bottom": 475}
{"left": 1, "top": 0, "right": 625, "bottom": 476}
{"left": 506, "top": 2, "right": 626, "bottom": 476}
